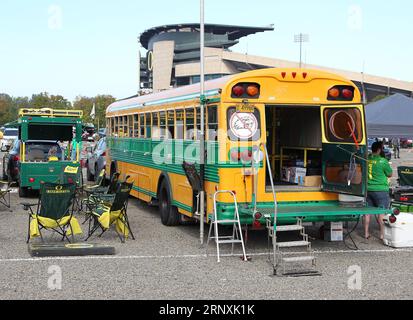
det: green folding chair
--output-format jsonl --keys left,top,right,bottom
{"left": 0, "top": 180, "right": 13, "bottom": 212}
{"left": 85, "top": 181, "right": 135, "bottom": 243}
{"left": 83, "top": 169, "right": 107, "bottom": 194}
{"left": 23, "top": 183, "right": 82, "bottom": 243}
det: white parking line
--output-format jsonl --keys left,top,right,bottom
{"left": 0, "top": 248, "right": 412, "bottom": 263}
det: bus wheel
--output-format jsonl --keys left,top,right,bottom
{"left": 159, "top": 180, "right": 180, "bottom": 227}
{"left": 19, "top": 186, "right": 29, "bottom": 198}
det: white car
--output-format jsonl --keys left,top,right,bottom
{"left": 1, "top": 128, "right": 18, "bottom": 152}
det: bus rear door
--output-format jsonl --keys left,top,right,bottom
{"left": 320, "top": 105, "right": 368, "bottom": 197}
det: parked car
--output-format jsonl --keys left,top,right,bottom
{"left": 86, "top": 137, "right": 107, "bottom": 182}
{"left": 0, "top": 128, "right": 19, "bottom": 152}
{"left": 400, "top": 138, "right": 413, "bottom": 148}
{"left": 2, "top": 139, "right": 20, "bottom": 181}
{"left": 368, "top": 138, "right": 392, "bottom": 161}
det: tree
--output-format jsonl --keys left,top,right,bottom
{"left": 73, "top": 95, "right": 116, "bottom": 128}
{"left": 30, "top": 92, "right": 71, "bottom": 109}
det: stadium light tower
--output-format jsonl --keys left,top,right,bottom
{"left": 294, "top": 33, "right": 309, "bottom": 68}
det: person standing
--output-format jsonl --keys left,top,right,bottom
{"left": 364, "top": 142, "right": 393, "bottom": 241}
{"left": 392, "top": 137, "right": 400, "bottom": 159}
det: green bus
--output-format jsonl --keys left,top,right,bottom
{"left": 9, "top": 108, "right": 83, "bottom": 197}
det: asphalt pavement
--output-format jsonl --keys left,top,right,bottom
{"left": 0, "top": 150, "right": 413, "bottom": 300}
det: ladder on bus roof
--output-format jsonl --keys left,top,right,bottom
{"left": 259, "top": 144, "right": 321, "bottom": 277}
{"left": 206, "top": 190, "right": 248, "bottom": 263}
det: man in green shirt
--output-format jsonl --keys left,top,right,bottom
{"left": 364, "top": 142, "right": 393, "bottom": 240}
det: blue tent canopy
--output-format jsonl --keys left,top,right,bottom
{"left": 366, "top": 94, "right": 413, "bottom": 138}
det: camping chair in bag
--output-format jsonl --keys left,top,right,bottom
{"left": 85, "top": 181, "right": 135, "bottom": 243}
{"left": 392, "top": 167, "right": 413, "bottom": 205}
{"left": 23, "top": 183, "right": 83, "bottom": 243}
{"left": 0, "top": 180, "right": 13, "bottom": 212}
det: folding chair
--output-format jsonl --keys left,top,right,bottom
{"left": 85, "top": 181, "right": 135, "bottom": 243}
{"left": 83, "top": 169, "right": 106, "bottom": 193}
{"left": 81, "top": 172, "right": 120, "bottom": 222}
{"left": 23, "top": 183, "right": 83, "bottom": 243}
{"left": 61, "top": 165, "right": 84, "bottom": 213}
{"left": 0, "top": 180, "right": 13, "bottom": 212}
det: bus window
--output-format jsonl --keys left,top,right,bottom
{"left": 196, "top": 107, "right": 201, "bottom": 140}
{"left": 123, "top": 116, "right": 128, "bottom": 137}
{"left": 152, "top": 112, "right": 160, "bottom": 139}
{"left": 114, "top": 117, "right": 119, "bottom": 136}
{"left": 160, "top": 111, "right": 167, "bottom": 139}
{"left": 227, "top": 107, "right": 261, "bottom": 141}
{"left": 168, "top": 110, "right": 175, "bottom": 139}
{"left": 128, "top": 115, "right": 134, "bottom": 137}
{"left": 133, "top": 115, "right": 139, "bottom": 137}
{"left": 323, "top": 108, "right": 363, "bottom": 144}
{"left": 145, "top": 113, "right": 152, "bottom": 139}
{"left": 185, "top": 108, "right": 195, "bottom": 140}
{"left": 139, "top": 114, "right": 145, "bottom": 138}
{"left": 176, "top": 109, "right": 185, "bottom": 139}
{"left": 208, "top": 105, "right": 218, "bottom": 141}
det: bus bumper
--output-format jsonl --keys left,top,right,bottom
{"left": 213, "top": 201, "right": 392, "bottom": 225}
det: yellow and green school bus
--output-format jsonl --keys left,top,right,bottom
{"left": 106, "top": 68, "right": 390, "bottom": 227}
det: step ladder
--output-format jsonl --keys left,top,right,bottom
{"left": 206, "top": 190, "right": 248, "bottom": 263}
{"left": 267, "top": 219, "right": 320, "bottom": 277}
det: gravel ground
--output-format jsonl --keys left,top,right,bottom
{"left": 0, "top": 150, "right": 413, "bottom": 300}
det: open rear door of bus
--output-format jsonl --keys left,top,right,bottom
{"left": 320, "top": 105, "right": 368, "bottom": 197}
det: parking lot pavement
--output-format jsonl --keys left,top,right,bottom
{"left": 0, "top": 151, "right": 413, "bottom": 300}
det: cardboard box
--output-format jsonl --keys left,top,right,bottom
{"left": 304, "top": 176, "right": 322, "bottom": 188}
{"left": 290, "top": 167, "right": 307, "bottom": 185}
{"left": 324, "top": 222, "right": 343, "bottom": 242}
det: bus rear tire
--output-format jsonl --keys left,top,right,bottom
{"left": 159, "top": 180, "right": 180, "bottom": 227}
{"left": 19, "top": 186, "right": 29, "bottom": 198}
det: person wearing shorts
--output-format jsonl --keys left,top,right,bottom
{"left": 365, "top": 142, "right": 393, "bottom": 240}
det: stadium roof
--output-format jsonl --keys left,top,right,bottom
{"left": 139, "top": 23, "right": 274, "bottom": 49}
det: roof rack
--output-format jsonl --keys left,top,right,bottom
{"left": 19, "top": 108, "right": 83, "bottom": 118}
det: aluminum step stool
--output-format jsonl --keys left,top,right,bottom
{"left": 207, "top": 190, "right": 248, "bottom": 263}
{"left": 267, "top": 218, "right": 320, "bottom": 277}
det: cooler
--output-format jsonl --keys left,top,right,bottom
{"left": 383, "top": 213, "right": 413, "bottom": 248}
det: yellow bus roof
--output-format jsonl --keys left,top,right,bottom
{"left": 106, "top": 68, "right": 360, "bottom": 116}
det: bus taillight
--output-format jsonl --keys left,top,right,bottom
{"left": 328, "top": 86, "right": 355, "bottom": 101}
{"left": 246, "top": 85, "right": 259, "bottom": 97}
{"left": 231, "top": 83, "right": 260, "bottom": 99}
{"left": 29, "top": 178, "right": 35, "bottom": 183}
{"left": 232, "top": 85, "right": 245, "bottom": 97}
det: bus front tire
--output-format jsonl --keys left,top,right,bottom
{"left": 159, "top": 180, "right": 180, "bottom": 227}
{"left": 19, "top": 186, "right": 29, "bottom": 198}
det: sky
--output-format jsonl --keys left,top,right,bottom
{"left": 0, "top": 0, "right": 412, "bottom": 102}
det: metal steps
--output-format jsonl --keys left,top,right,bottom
{"left": 277, "top": 225, "right": 304, "bottom": 232}
{"left": 267, "top": 219, "right": 320, "bottom": 277}
{"left": 282, "top": 256, "right": 316, "bottom": 263}
{"left": 277, "top": 241, "right": 310, "bottom": 248}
